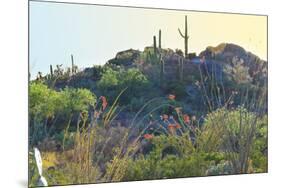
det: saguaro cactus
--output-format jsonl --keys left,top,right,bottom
{"left": 71, "top": 54, "right": 75, "bottom": 74}
{"left": 50, "top": 65, "right": 53, "bottom": 78}
{"left": 178, "top": 15, "right": 189, "bottom": 58}
{"left": 159, "top": 29, "right": 162, "bottom": 49}
{"left": 153, "top": 35, "right": 157, "bottom": 55}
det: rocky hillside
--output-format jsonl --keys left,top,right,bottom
{"left": 199, "top": 43, "right": 267, "bottom": 79}
{"left": 35, "top": 43, "right": 267, "bottom": 116}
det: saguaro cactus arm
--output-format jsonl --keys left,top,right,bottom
{"left": 178, "top": 28, "right": 185, "bottom": 38}
{"left": 178, "top": 15, "right": 189, "bottom": 58}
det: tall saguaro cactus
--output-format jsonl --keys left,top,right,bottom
{"left": 153, "top": 35, "right": 157, "bottom": 55}
{"left": 50, "top": 65, "right": 53, "bottom": 78}
{"left": 159, "top": 29, "right": 162, "bottom": 49}
{"left": 178, "top": 15, "right": 189, "bottom": 59}
{"left": 71, "top": 54, "right": 75, "bottom": 74}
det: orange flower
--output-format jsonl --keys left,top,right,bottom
{"left": 175, "top": 124, "right": 181, "bottom": 129}
{"left": 168, "top": 94, "right": 176, "bottom": 100}
{"left": 163, "top": 114, "right": 169, "bottom": 121}
{"left": 143, "top": 134, "right": 153, "bottom": 140}
{"left": 168, "top": 124, "right": 176, "bottom": 129}
{"left": 99, "top": 96, "right": 108, "bottom": 111}
{"left": 168, "top": 123, "right": 181, "bottom": 129}
{"left": 168, "top": 124, "right": 176, "bottom": 135}
{"left": 183, "top": 114, "right": 190, "bottom": 124}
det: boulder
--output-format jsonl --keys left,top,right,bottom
{"left": 108, "top": 49, "right": 140, "bottom": 66}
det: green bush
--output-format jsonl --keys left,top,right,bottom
{"left": 124, "top": 135, "right": 212, "bottom": 181}
{"left": 30, "top": 83, "right": 96, "bottom": 120}
{"left": 250, "top": 115, "right": 268, "bottom": 172}
{"left": 29, "top": 82, "right": 63, "bottom": 121}
{"left": 198, "top": 107, "right": 268, "bottom": 173}
{"left": 29, "top": 82, "right": 96, "bottom": 145}
{"left": 97, "top": 67, "right": 150, "bottom": 105}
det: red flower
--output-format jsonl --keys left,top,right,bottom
{"left": 168, "top": 124, "right": 177, "bottom": 135}
{"left": 183, "top": 114, "right": 190, "bottom": 124}
{"left": 168, "top": 94, "right": 176, "bottom": 100}
{"left": 175, "top": 124, "right": 181, "bottom": 129}
{"left": 168, "top": 123, "right": 181, "bottom": 129}
{"left": 168, "top": 124, "right": 176, "bottom": 129}
{"left": 143, "top": 134, "right": 153, "bottom": 140}
{"left": 99, "top": 96, "right": 108, "bottom": 111}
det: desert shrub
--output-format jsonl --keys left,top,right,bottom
{"left": 92, "top": 126, "right": 130, "bottom": 171}
{"left": 97, "top": 67, "right": 150, "bottom": 105}
{"left": 30, "top": 83, "right": 96, "bottom": 121}
{"left": 224, "top": 57, "right": 252, "bottom": 85}
{"left": 249, "top": 115, "right": 268, "bottom": 172}
{"left": 206, "top": 161, "right": 233, "bottom": 175}
{"left": 162, "top": 81, "right": 186, "bottom": 99}
{"left": 29, "top": 83, "right": 65, "bottom": 145}
{"left": 29, "top": 82, "right": 96, "bottom": 145}
{"left": 198, "top": 107, "right": 268, "bottom": 173}
{"left": 60, "top": 87, "right": 96, "bottom": 114}
{"left": 29, "top": 82, "right": 63, "bottom": 121}
{"left": 124, "top": 135, "right": 217, "bottom": 181}
{"left": 125, "top": 153, "right": 210, "bottom": 181}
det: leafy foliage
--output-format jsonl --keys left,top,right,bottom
{"left": 29, "top": 82, "right": 96, "bottom": 145}
{"left": 98, "top": 67, "right": 150, "bottom": 105}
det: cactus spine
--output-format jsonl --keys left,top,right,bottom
{"left": 159, "top": 29, "right": 161, "bottom": 49}
{"left": 178, "top": 15, "right": 189, "bottom": 59}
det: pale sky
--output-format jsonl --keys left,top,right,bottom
{"left": 29, "top": 1, "right": 267, "bottom": 78}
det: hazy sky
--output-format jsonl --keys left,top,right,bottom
{"left": 29, "top": 1, "right": 267, "bottom": 78}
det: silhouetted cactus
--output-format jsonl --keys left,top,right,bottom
{"left": 159, "top": 29, "right": 162, "bottom": 49}
{"left": 50, "top": 65, "right": 53, "bottom": 78}
{"left": 178, "top": 15, "right": 189, "bottom": 58}
{"left": 71, "top": 54, "right": 75, "bottom": 74}
{"left": 153, "top": 36, "right": 157, "bottom": 55}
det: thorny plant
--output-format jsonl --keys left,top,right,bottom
{"left": 195, "top": 57, "right": 267, "bottom": 174}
